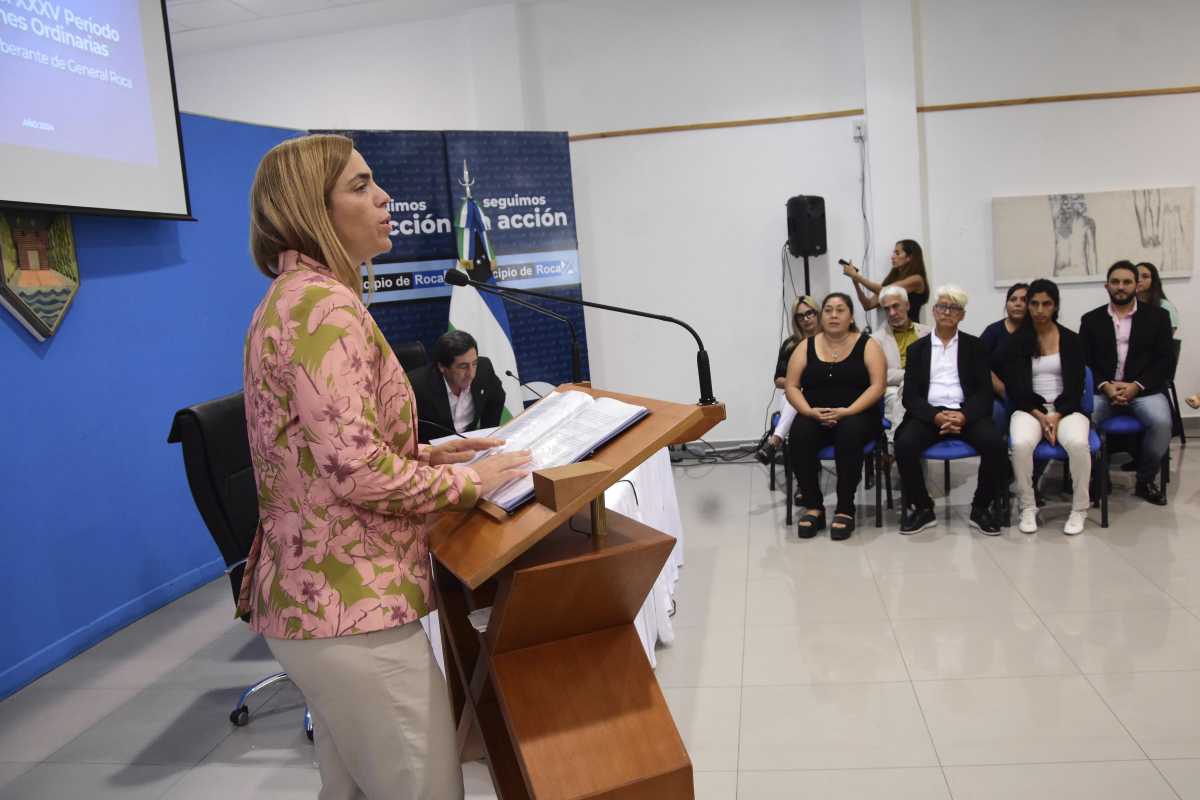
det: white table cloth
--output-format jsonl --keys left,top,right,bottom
{"left": 421, "top": 446, "right": 684, "bottom": 670}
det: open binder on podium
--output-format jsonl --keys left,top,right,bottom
{"left": 429, "top": 383, "right": 724, "bottom": 800}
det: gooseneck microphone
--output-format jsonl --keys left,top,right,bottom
{"left": 452, "top": 278, "right": 582, "bottom": 383}
{"left": 505, "top": 369, "right": 547, "bottom": 399}
{"left": 444, "top": 269, "right": 718, "bottom": 406}
{"left": 418, "top": 417, "right": 466, "bottom": 440}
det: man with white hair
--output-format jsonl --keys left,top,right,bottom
{"left": 871, "top": 285, "right": 929, "bottom": 437}
{"left": 894, "top": 285, "right": 1007, "bottom": 534}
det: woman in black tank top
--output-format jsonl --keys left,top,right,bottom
{"left": 784, "top": 293, "right": 887, "bottom": 539}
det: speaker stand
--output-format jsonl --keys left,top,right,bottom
{"left": 802, "top": 254, "right": 811, "bottom": 297}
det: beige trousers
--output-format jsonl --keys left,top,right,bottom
{"left": 266, "top": 620, "right": 464, "bottom": 800}
{"left": 1009, "top": 410, "right": 1092, "bottom": 513}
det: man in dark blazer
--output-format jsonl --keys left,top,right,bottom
{"left": 1079, "top": 260, "right": 1174, "bottom": 505}
{"left": 410, "top": 330, "right": 506, "bottom": 444}
{"left": 894, "top": 285, "right": 1006, "bottom": 534}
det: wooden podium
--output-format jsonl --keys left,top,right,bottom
{"left": 429, "top": 385, "right": 725, "bottom": 800}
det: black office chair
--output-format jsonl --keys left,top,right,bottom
{"left": 168, "top": 391, "right": 312, "bottom": 740}
{"left": 394, "top": 340, "right": 429, "bottom": 373}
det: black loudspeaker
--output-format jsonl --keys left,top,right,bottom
{"left": 786, "top": 195, "right": 827, "bottom": 258}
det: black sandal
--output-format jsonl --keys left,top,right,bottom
{"left": 797, "top": 509, "right": 825, "bottom": 538}
{"left": 830, "top": 513, "right": 856, "bottom": 541}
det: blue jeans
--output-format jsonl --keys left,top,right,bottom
{"left": 1092, "top": 391, "right": 1172, "bottom": 483}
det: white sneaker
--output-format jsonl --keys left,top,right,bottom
{"left": 1018, "top": 507, "right": 1039, "bottom": 533}
{"left": 1064, "top": 511, "right": 1086, "bottom": 536}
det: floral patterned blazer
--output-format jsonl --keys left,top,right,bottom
{"left": 237, "top": 251, "right": 480, "bottom": 639}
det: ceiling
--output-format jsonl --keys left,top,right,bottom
{"left": 165, "top": 0, "right": 530, "bottom": 54}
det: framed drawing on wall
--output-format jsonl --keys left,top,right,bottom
{"left": 992, "top": 187, "right": 1194, "bottom": 285}
{"left": 0, "top": 210, "right": 80, "bottom": 341}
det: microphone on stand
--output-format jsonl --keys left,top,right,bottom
{"left": 418, "top": 417, "right": 467, "bottom": 441}
{"left": 444, "top": 269, "right": 718, "bottom": 406}
{"left": 505, "top": 369, "right": 548, "bottom": 400}
{"left": 449, "top": 276, "right": 582, "bottom": 383}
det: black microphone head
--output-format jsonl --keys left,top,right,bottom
{"left": 444, "top": 269, "right": 468, "bottom": 286}
{"left": 837, "top": 258, "right": 851, "bottom": 266}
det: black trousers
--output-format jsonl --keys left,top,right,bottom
{"left": 788, "top": 412, "right": 881, "bottom": 516}
{"left": 893, "top": 416, "right": 1006, "bottom": 511}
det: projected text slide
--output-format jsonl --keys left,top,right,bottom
{"left": 0, "top": 0, "right": 155, "bottom": 165}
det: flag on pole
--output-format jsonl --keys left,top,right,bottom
{"left": 448, "top": 161, "right": 523, "bottom": 423}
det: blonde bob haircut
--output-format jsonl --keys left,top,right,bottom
{"left": 791, "top": 295, "right": 819, "bottom": 338}
{"left": 249, "top": 133, "right": 364, "bottom": 295}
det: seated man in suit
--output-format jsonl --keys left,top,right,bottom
{"left": 1079, "top": 260, "right": 1174, "bottom": 505}
{"left": 894, "top": 285, "right": 1006, "bottom": 535}
{"left": 410, "top": 330, "right": 506, "bottom": 443}
{"left": 871, "top": 285, "right": 929, "bottom": 439}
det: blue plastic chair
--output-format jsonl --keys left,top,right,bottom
{"left": 784, "top": 404, "right": 892, "bottom": 528}
{"left": 1097, "top": 395, "right": 1170, "bottom": 526}
{"left": 914, "top": 438, "right": 992, "bottom": 515}
{"left": 1011, "top": 367, "right": 1104, "bottom": 527}
{"left": 915, "top": 404, "right": 1014, "bottom": 523}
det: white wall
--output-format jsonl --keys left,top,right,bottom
{"left": 173, "top": 12, "right": 510, "bottom": 131}
{"left": 918, "top": 0, "right": 1200, "bottom": 415}
{"left": 522, "top": 0, "right": 864, "bottom": 132}
{"left": 570, "top": 120, "right": 865, "bottom": 434}
{"left": 169, "top": 0, "right": 1200, "bottom": 439}
{"left": 519, "top": 0, "right": 867, "bottom": 438}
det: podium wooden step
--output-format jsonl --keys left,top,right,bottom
{"left": 492, "top": 625, "right": 692, "bottom": 800}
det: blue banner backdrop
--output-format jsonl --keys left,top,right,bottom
{"left": 328, "top": 130, "right": 589, "bottom": 386}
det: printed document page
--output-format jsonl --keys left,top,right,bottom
{"left": 481, "top": 391, "right": 647, "bottom": 509}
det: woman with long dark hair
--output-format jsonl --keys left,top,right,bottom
{"left": 841, "top": 239, "right": 930, "bottom": 322}
{"left": 1004, "top": 279, "right": 1091, "bottom": 535}
{"left": 1135, "top": 261, "right": 1180, "bottom": 336}
{"left": 784, "top": 292, "right": 886, "bottom": 540}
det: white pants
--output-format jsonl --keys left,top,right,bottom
{"left": 267, "top": 621, "right": 464, "bottom": 800}
{"left": 1009, "top": 410, "right": 1092, "bottom": 513}
{"left": 770, "top": 389, "right": 798, "bottom": 440}
{"left": 883, "top": 386, "right": 905, "bottom": 442}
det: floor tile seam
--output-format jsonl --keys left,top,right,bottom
{"left": 732, "top": 463, "right": 755, "bottom": 782}
{"left": 1151, "top": 757, "right": 1189, "bottom": 800}
{"left": 1081, "top": 668, "right": 1200, "bottom": 678}
{"left": 1044, "top": 607, "right": 1162, "bottom": 769}
{"left": 1040, "top": 607, "right": 1200, "bottom": 622}
{"left": 146, "top": 761, "right": 194, "bottom": 800}
{"left": 718, "top": 678, "right": 917, "bottom": 690}
{"left": 741, "top": 615, "right": 1042, "bottom": 629}
{"left": 1121, "top": 557, "right": 1200, "bottom": 610}
{"left": 862, "top": 529, "right": 949, "bottom": 777}
{"left": 38, "top": 680, "right": 284, "bottom": 770}
{"left": 19, "top": 686, "right": 145, "bottom": 765}
{"left": 994, "top": 552, "right": 1173, "bottom": 618}
{"left": 728, "top": 756, "right": 1165, "bottom": 775}
{"left": 906, "top": 670, "right": 1099, "bottom": 684}
{"left": 0, "top": 761, "right": 194, "bottom": 800}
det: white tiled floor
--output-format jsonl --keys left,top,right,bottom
{"left": 1, "top": 444, "right": 1197, "bottom": 798}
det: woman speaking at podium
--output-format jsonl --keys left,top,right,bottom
{"left": 238, "top": 134, "right": 530, "bottom": 800}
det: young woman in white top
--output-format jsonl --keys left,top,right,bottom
{"left": 1004, "top": 279, "right": 1092, "bottom": 535}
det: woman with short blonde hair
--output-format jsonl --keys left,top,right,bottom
{"left": 756, "top": 295, "right": 821, "bottom": 465}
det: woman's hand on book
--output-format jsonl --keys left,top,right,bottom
{"left": 474, "top": 450, "right": 534, "bottom": 496}
{"left": 429, "top": 437, "right": 505, "bottom": 466}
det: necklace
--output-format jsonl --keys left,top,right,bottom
{"left": 825, "top": 333, "right": 851, "bottom": 359}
